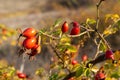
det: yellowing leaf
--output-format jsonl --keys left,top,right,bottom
{"left": 103, "top": 25, "right": 118, "bottom": 35}
{"left": 105, "top": 14, "right": 120, "bottom": 22}
{"left": 99, "top": 42, "right": 107, "bottom": 52}
{"left": 114, "top": 50, "right": 120, "bottom": 60}
{"left": 60, "top": 36, "right": 71, "bottom": 43}
{"left": 111, "top": 14, "right": 120, "bottom": 22}
{"left": 86, "top": 18, "right": 96, "bottom": 24}
{"left": 53, "top": 18, "right": 62, "bottom": 28}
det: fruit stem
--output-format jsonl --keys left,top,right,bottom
{"left": 20, "top": 53, "right": 26, "bottom": 73}
{"left": 94, "top": 40, "right": 102, "bottom": 59}
{"left": 97, "top": 31, "right": 111, "bottom": 50}
{"left": 66, "top": 29, "right": 94, "bottom": 37}
{"left": 39, "top": 31, "right": 60, "bottom": 40}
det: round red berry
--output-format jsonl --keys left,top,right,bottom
{"left": 17, "top": 72, "right": 26, "bottom": 79}
{"left": 22, "top": 28, "right": 36, "bottom": 38}
{"left": 23, "top": 37, "right": 37, "bottom": 49}
{"left": 105, "top": 50, "right": 114, "bottom": 60}
{"left": 61, "top": 21, "right": 69, "bottom": 33}
{"left": 70, "top": 22, "right": 80, "bottom": 35}
{"left": 95, "top": 72, "right": 105, "bottom": 80}
{"left": 68, "top": 77, "right": 75, "bottom": 80}
{"left": 82, "top": 54, "right": 88, "bottom": 62}
{"left": 32, "top": 44, "right": 39, "bottom": 50}
{"left": 71, "top": 60, "right": 78, "bottom": 65}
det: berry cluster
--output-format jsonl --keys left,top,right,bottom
{"left": 18, "top": 28, "right": 41, "bottom": 60}
{"left": 61, "top": 21, "right": 80, "bottom": 35}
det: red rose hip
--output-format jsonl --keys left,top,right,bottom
{"left": 70, "top": 21, "right": 80, "bottom": 35}
{"left": 23, "top": 37, "right": 37, "bottom": 49}
{"left": 105, "top": 50, "right": 114, "bottom": 60}
{"left": 82, "top": 54, "right": 88, "bottom": 62}
{"left": 22, "top": 28, "right": 36, "bottom": 38}
{"left": 17, "top": 72, "right": 26, "bottom": 79}
{"left": 71, "top": 60, "right": 78, "bottom": 65}
{"left": 61, "top": 21, "right": 69, "bottom": 33}
{"left": 95, "top": 72, "right": 105, "bottom": 80}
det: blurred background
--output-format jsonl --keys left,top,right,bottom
{"left": 0, "top": 0, "right": 120, "bottom": 79}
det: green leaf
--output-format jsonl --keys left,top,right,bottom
{"left": 60, "top": 36, "right": 71, "bottom": 43}
{"left": 86, "top": 18, "right": 96, "bottom": 24}
{"left": 53, "top": 18, "right": 62, "bottom": 28}
{"left": 84, "top": 68, "right": 90, "bottom": 77}
{"left": 35, "top": 68, "right": 44, "bottom": 75}
{"left": 49, "top": 73, "right": 59, "bottom": 80}
{"left": 66, "top": 45, "right": 77, "bottom": 53}
{"left": 57, "top": 44, "right": 77, "bottom": 53}
{"left": 52, "top": 29, "right": 61, "bottom": 35}
{"left": 39, "top": 29, "right": 46, "bottom": 35}
{"left": 111, "top": 72, "right": 120, "bottom": 79}
{"left": 76, "top": 67, "right": 84, "bottom": 77}
{"left": 99, "top": 42, "right": 107, "bottom": 52}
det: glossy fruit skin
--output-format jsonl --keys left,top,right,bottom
{"left": 68, "top": 77, "right": 75, "bottom": 80}
{"left": 61, "top": 21, "right": 69, "bottom": 33}
{"left": 71, "top": 60, "right": 78, "bottom": 65}
{"left": 70, "top": 22, "right": 80, "bottom": 35}
{"left": 70, "top": 27, "right": 80, "bottom": 35}
{"left": 72, "top": 21, "right": 79, "bottom": 27}
{"left": 22, "top": 28, "right": 36, "bottom": 38}
{"left": 95, "top": 72, "right": 105, "bottom": 80}
{"left": 82, "top": 54, "right": 88, "bottom": 62}
{"left": 105, "top": 50, "right": 114, "bottom": 60}
{"left": 32, "top": 44, "right": 39, "bottom": 50}
{"left": 23, "top": 37, "right": 37, "bottom": 49}
{"left": 17, "top": 72, "right": 26, "bottom": 79}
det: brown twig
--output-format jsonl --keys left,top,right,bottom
{"left": 39, "top": 31, "right": 60, "bottom": 40}
{"left": 49, "top": 44, "right": 71, "bottom": 73}
{"left": 96, "top": 0, "right": 104, "bottom": 30}
{"left": 94, "top": 40, "right": 102, "bottom": 59}
{"left": 97, "top": 31, "right": 111, "bottom": 50}
{"left": 66, "top": 29, "right": 94, "bottom": 38}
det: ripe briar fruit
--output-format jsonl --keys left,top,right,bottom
{"left": 61, "top": 21, "right": 69, "bottom": 33}
{"left": 95, "top": 72, "right": 105, "bottom": 80}
{"left": 70, "top": 21, "right": 80, "bottom": 35}
{"left": 105, "top": 50, "right": 114, "bottom": 60}
{"left": 82, "top": 54, "right": 88, "bottom": 62}
{"left": 23, "top": 37, "right": 37, "bottom": 49}
{"left": 17, "top": 72, "right": 26, "bottom": 79}
{"left": 30, "top": 44, "right": 40, "bottom": 56}
{"left": 32, "top": 44, "right": 39, "bottom": 50}
{"left": 22, "top": 28, "right": 36, "bottom": 38}
{"left": 68, "top": 77, "right": 75, "bottom": 80}
{"left": 71, "top": 60, "right": 78, "bottom": 65}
